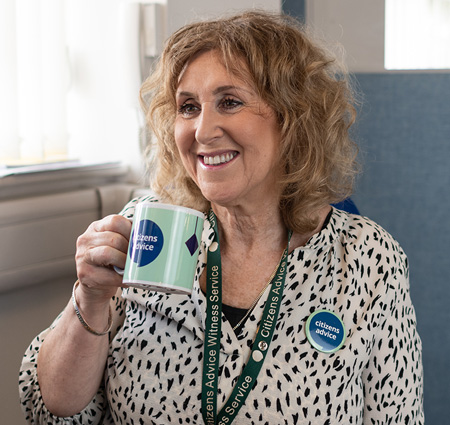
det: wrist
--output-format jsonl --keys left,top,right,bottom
{"left": 72, "top": 281, "right": 112, "bottom": 336}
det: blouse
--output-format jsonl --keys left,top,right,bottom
{"left": 19, "top": 196, "right": 424, "bottom": 424}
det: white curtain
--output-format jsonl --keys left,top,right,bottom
{"left": 385, "top": 0, "right": 450, "bottom": 70}
{"left": 0, "top": 0, "right": 69, "bottom": 165}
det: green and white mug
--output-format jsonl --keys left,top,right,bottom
{"left": 116, "top": 202, "right": 204, "bottom": 294}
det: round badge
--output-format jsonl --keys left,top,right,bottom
{"left": 305, "top": 310, "right": 346, "bottom": 353}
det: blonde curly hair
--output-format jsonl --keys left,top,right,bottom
{"left": 140, "top": 10, "right": 359, "bottom": 233}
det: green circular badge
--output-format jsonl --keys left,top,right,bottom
{"left": 305, "top": 310, "right": 346, "bottom": 353}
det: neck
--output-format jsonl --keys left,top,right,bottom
{"left": 210, "top": 201, "right": 333, "bottom": 254}
{"left": 204, "top": 202, "right": 331, "bottom": 309}
{"left": 206, "top": 201, "right": 287, "bottom": 309}
{"left": 211, "top": 202, "right": 287, "bottom": 255}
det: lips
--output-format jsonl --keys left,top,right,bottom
{"left": 202, "top": 152, "right": 237, "bottom": 166}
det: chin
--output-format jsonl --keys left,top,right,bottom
{"left": 198, "top": 184, "right": 236, "bottom": 204}
{"left": 202, "top": 192, "right": 239, "bottom": 208}
{"left": 205, "top": 197, "right": 236, "bottom": 208}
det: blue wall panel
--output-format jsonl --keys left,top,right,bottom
{"left": 353, "top": 73, "right": 450, "bottom": 423}
{"left": 282, "top": 1, "right": 449, "bottom": 420}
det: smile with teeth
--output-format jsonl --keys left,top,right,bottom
{"left": 202, "top": 152, "right": 237, "bottom": 166}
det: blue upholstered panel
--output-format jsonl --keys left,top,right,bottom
{"left": 332, "top": 198, "right": 360, "bottom": 215}
{"left": 352, "top": 73, "right": 450, "bottom": 422}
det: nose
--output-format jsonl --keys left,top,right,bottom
{"left": 195, "top": 103, "right": 224, "bottom": 145}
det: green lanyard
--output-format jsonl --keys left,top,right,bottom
{"left": 202, "top": 210, "right": 291, "bottom": 425}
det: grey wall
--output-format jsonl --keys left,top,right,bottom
{"left": 1, "top": 277, "right": 76, "bottom": 424}
{"left": 352, "top": 73, "right": 450, "bottom": 423}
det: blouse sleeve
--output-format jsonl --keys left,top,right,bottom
{"left": 16, "top": 193, "right": 153, "bottom": 424}
{"left": 19, "top": 328, "right": 109, "bottom": 424}
{"left": 362, "top": 250, "right": 424, "bottom": 424}
{"left": 18, "top": 291, "right": 125, "bottom": 424}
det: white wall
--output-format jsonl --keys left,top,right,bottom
{"left": 167, "top": 0, "right": 280, "bottom": 34}
{"left": 305, "top": 0, "right": 385, "bottom": 72}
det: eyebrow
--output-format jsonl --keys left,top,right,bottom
{"left": 176, "top": 85, "right": 253, "bottom": 98}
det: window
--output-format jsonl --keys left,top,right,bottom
{"left": 0, "top": 0, "right": 69, "bottom": 165}
{"left": 385, "top": 0, "right": 450, "bottom": 70}
{"left": 0, "top": 0, "right": 143, "bottom": 171}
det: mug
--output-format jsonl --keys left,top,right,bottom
{"left": 117, "top": 202, "right": 204, "bottom": 294}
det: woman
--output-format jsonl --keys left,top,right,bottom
{"left": 19, "top": 11, "right": 424, "bottom": 424}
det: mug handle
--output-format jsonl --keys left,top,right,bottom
{"left": 113, "top": 216, "right": 133, "bottom": 276}
{"left": 113, "top": 266, "right": 124, "bottom": 276}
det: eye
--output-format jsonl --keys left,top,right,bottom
{"left": 177, "top": 101, "right": 199, "bottom": 117}
{"left": 219, "top": 97, "right": 243, "bottom": 111}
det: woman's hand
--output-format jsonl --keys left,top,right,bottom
{"left": 75, "top": 214, "right": 132, "bottom": 303}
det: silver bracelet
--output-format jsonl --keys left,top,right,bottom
{"left": 71, "top": 280, "right": 112, "bottom": 336}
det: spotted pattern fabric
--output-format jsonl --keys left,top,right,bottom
{"left": 19, "top": 197, "right": 424, "bottom": 424}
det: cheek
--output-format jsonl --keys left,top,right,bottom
{"left": 174, "top": 123, "right": 197, "bottom": 175}
{"left": 174, "top": 119, "right": 195, "bottom": 153}
{"left": 174, "top": 123, "right": 186, "bottom": 154}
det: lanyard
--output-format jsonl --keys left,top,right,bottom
{"left": 202, "top": 210, "right": 291, "bottom": 425}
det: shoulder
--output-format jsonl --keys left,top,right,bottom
{"left": 338, "top": 210, "right": 406, "bottom": 255}
{"left": 290, "top": 208, "right": 409, "bottom": 280}
{"left": 331, "top": 208, "right": 409, "bottom": 279}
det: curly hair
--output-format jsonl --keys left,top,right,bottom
{"left": 140, "top": 10, "right": 359, "bottom": 233}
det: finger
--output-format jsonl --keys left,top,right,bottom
{"left": 91, "top": 215, "right": 132, "bottom": 240}
{"left": 77, "top": 217, "right": 131, "bottom": 259}
{"left": 78, "top": 244, "right": 127, "bottom": 270}
{"left": 83, "top": 230, "right": 130, "bottom": 255}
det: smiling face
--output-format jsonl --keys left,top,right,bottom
{"left": 174, "top": 50, "right": 282, "bottom": 210}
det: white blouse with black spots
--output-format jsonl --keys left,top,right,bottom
{"left": 19, "top": 197, "right": 424, "bottom": 424}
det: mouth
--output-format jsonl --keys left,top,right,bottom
{"left": 201, "top": 152, "right": 238, "bottom": 166}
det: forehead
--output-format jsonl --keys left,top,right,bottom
{"left": 176, "top": 50, "right": 252, "bottom": 92}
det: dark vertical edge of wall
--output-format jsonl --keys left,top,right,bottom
{"left": 281, "top": 0, "right": 305, "bottom": 22}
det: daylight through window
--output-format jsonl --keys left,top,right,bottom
{"left": 385, "top": 0, "right": 450, "bottom": 70}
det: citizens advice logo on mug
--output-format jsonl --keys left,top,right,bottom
{"left": 118, "top": 202, "right": 204, "bottom": 294}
